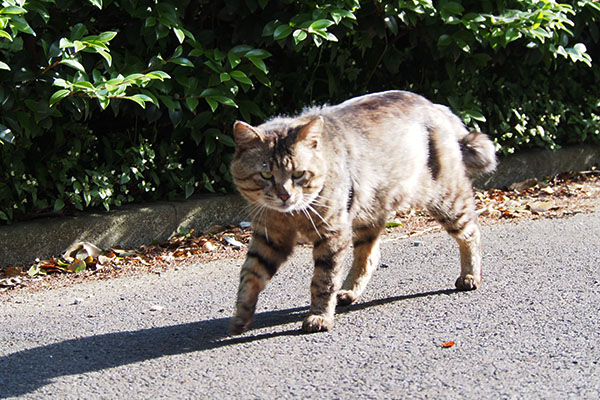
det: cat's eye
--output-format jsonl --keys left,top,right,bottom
{"left": 260, "top": 171, "right": 273, "bottom": 180}
{"left": 292, "top": 170, "right": 305, "bottom": 179}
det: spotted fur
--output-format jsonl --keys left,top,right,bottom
{"left": 229, "top": 90, "right": 496, "bottom": 335}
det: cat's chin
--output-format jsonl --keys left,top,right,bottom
{"left": 263, "top": 201, "right": 305, "bottom": 214}
{"left": 276, "top": 204, "right": 303, "bottom": 214}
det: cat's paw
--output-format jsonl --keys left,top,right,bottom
{"left": 302, "top": 314, "right": 334, "bottom": 333}
{"left": 455, "top": 274, "right": 481, "bottom": 291}
{"left": 229, "top": 316, "right": 251, "bottom": 336}
{"left": 336, "top": 290, "right": 357, "bottom": 306}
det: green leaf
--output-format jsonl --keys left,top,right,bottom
{"left": 173, "top": 28, "right": 185, "bottom": 43}
{"left": 72, "top": 81, "right": 95, "bottom": 91}
{"left": 8, "top": 15, "right": 35, "bottom": 35}
{"left": 185, "top": 183, "right": 194, "bottom": 199}
{"left": 96, "top": 49, "right": 112, "bottom": 66}
{"left": 230, "top": 70, "right": 253, "bottom": 85}
{"left": 504, "top": 28, "right": 521, "bottom": 45}
{"left": 97, "top": 31, "right": 117, "bottom": 42}
{"left": 293, "top": 29, "right": 308, "bottom": 44}
{"left": 28, "top": 264, "right": 47, "bottom": 277}
{"left": 262, "top": 20, "right": 277, "bottom": 37}
{"left": 0, "top": 30, "right": 12, "bottom": 41}
{"left": 441, "top": 2, "right": 464, "bottom": 15}
{"left": 208, "top": 95, "right": 238, "bottom": 108}
{"left": 139, "top": 89, "right": 159, "bottom": 107}
{"left": 49, "top": 89, "right": 70, "bottom": 107}
{"left": 244, "top": 49, "right": 271, "bottom": 59}
{"left": 204, "top": 134, "right": 217, "bottom": 155}
{"left": 0, "top": 61, "right": 9, "bottom": 70}
{"left": 309, "top": 19, "right": 335, "bottom": 31}
{"left": 159, "top": 95, "right": 178, "bottom": 110}
{"left": 464, "top": 109, "right": 486, "bottom": 122}
{"left": 71, "top": 258, "right": 87, "bottom": 273}
{"left": 325, "top": 32, "right": 338, "bottom": 42}
{"left": 248, "top": 56, "right": 268, "bottom": 73}
{"left": 126, "top": 94, "right": 153, "bottom": 109}
{"left": 273, "top": 25, "right": 293, "bottom": 40}
{"left": 60, "top": 59, "right": 86, "bottom": 72}
{"left": 186, "top": 97, "right": 199, "bottom": 111}
{"left": 454, "top": 38, "right": 471, "bottom": 53}
{"left": 171, "top": 57, "right": 194, "bottom": 67}
{"left": 0, "top": 124, "right": 15, "bottom": 144}
{"left": 437, "top": 34, "right": 452, "bottom": 47}
{"left": 97, "top": 95, "right": 109, "bottom": 110}
{"left": 88, "top": 0, "right": 102, "bottom": 9}
{"left": 228, "top": 52, "right": 241, "bottom": 69}
{"left": 54, "top": 198, "right": 65, "bottom": 212}
{"left": 220, "top": 72, "right": 231, "bottom": 82}
{"left": 217, "top": 134, "right": 236, "bottom": 147}
{"left": 145, "top": 71, "right": 171, "bottom": 81}
{"left": 0, "top": 6, "right": 27, "bottom": 15}
{"left": 205, "top": 97, "right": 218, "bottom": 112}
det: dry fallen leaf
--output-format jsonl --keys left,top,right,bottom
{"left": 509, "top": 177, "right": 538, "bottom": 192}
{"left": 441, "top": 341, "right": 455, "bottom": 348}
{"left": 529, "top": 200, "right": 555, "bottom": 213}
{"left": 5, "top": 267, "right": 23, "bottom": 278}
{"left": 63, "top": 241, "right": 103, "bottom": 260}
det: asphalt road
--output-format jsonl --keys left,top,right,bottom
{"left": 1, "top": 209, "right": 599, "bottom": 399}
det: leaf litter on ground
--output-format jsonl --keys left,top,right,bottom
{"left": 1, "top": 168, "right": 599, "bottom": 294}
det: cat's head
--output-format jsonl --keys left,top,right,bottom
{"left": 230, "top": 117, "right": 327, "bottom": 213}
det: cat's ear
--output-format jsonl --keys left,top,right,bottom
{"left": 233, "top": 121, "right": 264, "bottom": 147}
{"left": 297, "top": 116, "right": 323, "bottom": 149}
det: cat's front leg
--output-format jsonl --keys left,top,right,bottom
{"left": 303, "top": 231, "right": 351, "bottom": 333}
{"left": 230, "top": 231, "right": 295, "bottom": 335}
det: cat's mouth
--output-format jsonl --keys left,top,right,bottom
{"left": 264, "top": 195, "right": 310, "bottom": 214}
{"left": 271, "top": 199, "right": 302, "bottom": 213}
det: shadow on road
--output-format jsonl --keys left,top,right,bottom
{"left": 0, "top": 288, "right": 455, "bottom": 397}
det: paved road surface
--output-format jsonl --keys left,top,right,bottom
{"left": 1, "top": 209, "right": 599, "bottom": 399}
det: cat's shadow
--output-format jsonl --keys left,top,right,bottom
{"left": 0, "top": 288, "right": 455, "bottom": 398}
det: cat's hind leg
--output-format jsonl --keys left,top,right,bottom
{"left": 230, "top": 231, "right": 295, "bottom": 335}
{"left": 337, "top": 221, "right": 385, "bottom": 306}
{"left": 428, "top": 187, "right": 483, "bottom": 291}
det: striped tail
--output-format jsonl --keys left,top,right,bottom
{"left": 460, "top": 131, "right": 497, "bottom": 175}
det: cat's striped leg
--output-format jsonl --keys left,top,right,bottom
{"left": 303, "top": 231, "right": 351, "bottom": 333}
{"left": 452, "top": 221, "right": 482, "bottom": 291}
{"left": 429, "top": 189, "right": 483, "bottom": 291}
{"left": 337, "top": 222, "right": 385, "bottom": 306}
{"left": 229, "top": 231, "right": 295, "bottom": 335}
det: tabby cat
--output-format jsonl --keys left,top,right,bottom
{"left": 229, "top": 90, "right": 496, "bottom": 335}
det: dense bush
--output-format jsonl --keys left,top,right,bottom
{"left": 0, "top": 0, "right": 599, "bottom": 223}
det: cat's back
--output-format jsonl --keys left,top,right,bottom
{"left": 323, "top": 90, "right": 431, "bottom": 122}
{"left": 314, "top": 90, "right": 467, "bottom": 152}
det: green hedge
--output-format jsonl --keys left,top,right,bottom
{"left": 0, "top": 0, "right": 599, "bottom": 223}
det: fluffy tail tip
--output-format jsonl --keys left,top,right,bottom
{"left": 460, "top": 131, "right": 497, "bottom": 175}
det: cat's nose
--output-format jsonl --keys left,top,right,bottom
{"left": 279, "top": 193, "right": 290, "bottom": 202}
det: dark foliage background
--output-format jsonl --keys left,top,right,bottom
{"left": 1, "top": 0, "right": 598, "bottom": 222}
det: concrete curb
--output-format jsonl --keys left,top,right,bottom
{"left": 1, "top": 144, "right": 599, "bottom": 268}
{"left": 0, "top": 195, "right": 248, "bottom": 268}
{"left": 474, "top": 144, "right": 600, "bottom": 189}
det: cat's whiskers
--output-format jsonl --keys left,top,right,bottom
{"left": 311, "top": 200, "right": 333, "bottom": 209}
{"left": 305, "top": 203, "right": 332, "bottom": 230}
{"left": 247, "top": 203, "right": 270, "bottom": 241}
{"left": 301, "top": 207, "right": 322, "bottom": 239}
